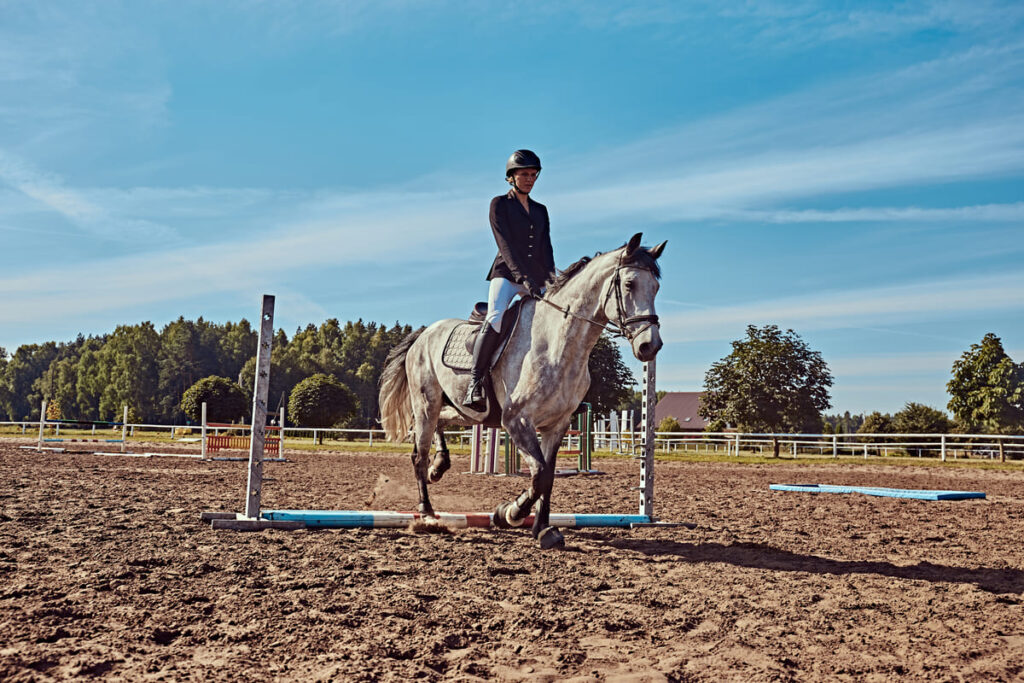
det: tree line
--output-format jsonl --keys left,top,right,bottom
{"left": 0, "top": 317, "right": 636, "bottom": 427}
{"left": 0, "top": 317, "right": 413, "bottom": 426}
{"left": 694, "top": 325, "right": 1022, "bottom": 456}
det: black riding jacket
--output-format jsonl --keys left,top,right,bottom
{"left": 486, "top": 190, "right": 555, "bottom": 287}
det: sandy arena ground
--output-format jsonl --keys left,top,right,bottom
{"left": 1, "top": 439, "right": 1023, "bottom": 681}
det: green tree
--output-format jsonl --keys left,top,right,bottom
{"left": 216, "top": 319, "right": 257, "bottom": 379}
{"left": 0, "top": 347, "right": 9, "bottom": 420}
{"left": 74, "top": 340, "right": 112, "bottom": 420}
{"left": 857, "top": 411, "right": 894, "bottom": 449}
{"left": 157, "top": 318, "right": 210, "bottom": 422}
{"left": 181, "top": 376, "right": 249, "bottom": 424}
{"left": 699, "top": 325, "right": 833, "bottom": 457}
{"left": 30, "top": 335, "right": 103, "bottom": 421}
{"left": 947, "top": 333, "right": 1024, "bottom": 462}
{"left": 288, "top": 374, "right": 358, "bottom": 443}
{"left": 584, "top": 334, "right": 636, "bottom": 415}
{"left": 893, "top": 403, "right": 952, "bottom": 433}
{"left": 244, "top": 319, "right": 413, "bottom": 428}
{"left": 892, "top": 402, "right": 952, "bottom": 456}
{"left": 1, "top": 342, "right": 59, "bottom": 420}
{"left": 96, "top": 323, "right": 161, "bottom": 421}
{"left": 859, "top": 411, "right": 894, "bottom": 435}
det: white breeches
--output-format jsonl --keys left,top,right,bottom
{"left": 485, "top": 277, "right": 529, "bottom": 331}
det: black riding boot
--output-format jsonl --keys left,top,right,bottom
{"left": 463, "top": 324, "right": 501, "bottom": 411}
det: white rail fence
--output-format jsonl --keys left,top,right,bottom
{"left": 2, "top": 420, "right": 1022, "bottom": 461}
{"left": 641, "top": 431, "right": 1024, "bottom": 461}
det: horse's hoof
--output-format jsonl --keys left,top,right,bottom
{"left": 537, "top": 526, "right": 565, "bottom": 550}
{"left": 418, "top": 504, "right": 436, "bottom": 518}
{"left": 428, "top": 451, "right": 450, "bottom": 483}
{"left": 492, "top": 502, "right": 525, "bottom": 529}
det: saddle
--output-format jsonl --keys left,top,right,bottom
{"left": 441, "top": 299, "right": 523, "bottom": 372}
{"left": 440, "top": 299, "right": 525, "bottom": 428}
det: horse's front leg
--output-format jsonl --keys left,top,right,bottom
{"left": 531, "top": 426, "right": 569, "bottom": 549}
{"left": 493, "top": 412, "right": 549, "bottom": 530}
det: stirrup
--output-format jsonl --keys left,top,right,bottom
{"left": 463, "top": 380, "right": 486, "bottom": 409}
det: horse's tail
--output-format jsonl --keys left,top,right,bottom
{"left": 378, "top": 326, "right": 426, "bottom": 443}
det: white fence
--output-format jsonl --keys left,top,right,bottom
{"left": 642, "top": 430, "right": 1024, "bottom": 461}
{"left": 2, "top": 420, "right": 1023, "bottom": 461}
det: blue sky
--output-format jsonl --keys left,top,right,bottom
{"left": 1, "top": 1, "right": 1023, "bottom": 415}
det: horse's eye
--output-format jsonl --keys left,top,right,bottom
{"left": 624, "top": 281, "right": 634, "bottom": 292}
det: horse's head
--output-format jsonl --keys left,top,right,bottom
{"left": 603, "top": 233, "right": 666, "bottom": 362}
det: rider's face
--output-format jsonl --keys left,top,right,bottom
{"left": 512, "top": 168, "right": 539, "bottom": 194}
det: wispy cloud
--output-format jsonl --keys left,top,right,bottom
{"left": 586, "top": 0, "right": 1024, "bottom": 47}
{"left": 546, "top": 39, "right": 1024, "bottom": 223}
{"left": 0, "top": 192, "right": 481, "bottom": 324}
{"left": 712, "top": 203, "right": 1024, "bottom": 224}
{"left": 0, "top": 150, "right": 178, "bottom": 242}
{"left": 827, "top": 352, "right": 960, "bottom": 378}
{"left": 554, "top": 118, "right": 1024, "bottom": 227}
{"left": 663, "top": 271, "right": 1024, "bottom": 342}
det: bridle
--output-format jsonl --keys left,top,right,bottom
{"left": 537, "top": 253, "right": 660, "bottom": 342}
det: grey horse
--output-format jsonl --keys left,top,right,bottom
{"left": 379, "top": 233, "right": 666, "bottom": 549}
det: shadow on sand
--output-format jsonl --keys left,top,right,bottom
{"left": 607, "top": 538, "right": 1024, "bottom": 595}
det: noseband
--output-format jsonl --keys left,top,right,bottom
{"left": 537, "top": 253, "right": 660, "bottom": 342}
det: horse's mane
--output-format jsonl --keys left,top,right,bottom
{"left": 546, "top": 244, "right": 661, "bottom": 294}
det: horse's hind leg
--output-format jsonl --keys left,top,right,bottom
{"left": 411, "top": 425, "right": 438, "bottom": 516}
{"left": 409, "top": 388, "right": 443, "bottom": 516}
{"left": 428, "top": 428, "right": 450, "bottom": 483}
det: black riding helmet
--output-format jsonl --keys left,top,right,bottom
{"left": 505, "top": 149, "right": 541, "bottom": 178}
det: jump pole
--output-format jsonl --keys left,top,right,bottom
{"left": 631, "top": 358, "right": 693, "bottom": 528}
{"left": 260, "top": 510, "right": 650, "bottom": 528}
{"left": 639, "top": 359, "right": 655, "bottom": 518}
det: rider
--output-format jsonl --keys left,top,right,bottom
{"left": 463, "top": 149, "right": 555, "bottom": 411}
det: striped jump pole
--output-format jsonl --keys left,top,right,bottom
{"left": 260, "top": 509, "right": 652, "bottom": 529}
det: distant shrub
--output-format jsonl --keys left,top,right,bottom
{"left": 181, "top": 376, "right": 248, "bottom": 424}
{"left": 658, "top": 416, "right": 682, "bottom": 433}
{"left": 288, "top": 374, "right": 357, "bottom": 443}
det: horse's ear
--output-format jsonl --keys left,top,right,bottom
{"left": 625, "top": 232, "right": 643, "bottom": 256}
{"left": 649, "top": 240, "right": 667, "bottom": 259}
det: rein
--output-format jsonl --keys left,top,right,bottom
{"left": 536, "top": 254, "right": 660, "bottom": 342}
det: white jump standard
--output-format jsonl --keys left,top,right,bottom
{"left": 20, "top": 402, "right": 129, "bottom": 454}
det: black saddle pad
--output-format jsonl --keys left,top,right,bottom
{"left": 441, "top": 299, "right": 523, "bottom": 372}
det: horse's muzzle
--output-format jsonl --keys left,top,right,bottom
{"left": 633, "top": 327, "right": 663, "bottom": 362}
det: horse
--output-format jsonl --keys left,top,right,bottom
{"left": 379, "top": 232, "right": 666, "bottom": 549}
